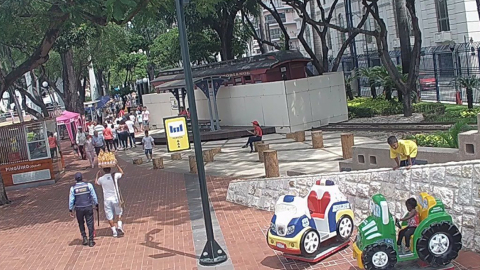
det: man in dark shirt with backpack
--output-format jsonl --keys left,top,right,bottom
{"left": 69, "top": 172, "right": 99, "bottom": 247}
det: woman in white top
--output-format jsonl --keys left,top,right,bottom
{"left": 136, "top": 108, "right": 143, "bottom": 131}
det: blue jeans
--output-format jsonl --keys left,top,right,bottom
{"left": 400, "top": 158, "right": 416, "bottom": 167}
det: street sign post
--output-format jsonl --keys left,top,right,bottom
{"left": 163, "top": 116, "right": 190, "bottom": 152}
{"left": 175, "top": 0, "right": 228, "bottom": 265}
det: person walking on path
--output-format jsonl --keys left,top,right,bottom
{"left": 103, "top": 124, "right": 115, "bottom": 152}
{"left": 136, "top": 107, "right": 143, "bottom": 131}
{"left": 142, "top": 106, "right": 150, "bottom": 130}
{"left": 76, "top": 127, "right": 87, "bottom": 160}
{"left": 111, "top": 123, "right": 119, "bottom": 150}
{"left": 85, "top": 135, "right": 96, "bottom": 168}
{"left": 48, "top": 132, "right": 58, "bottom": 159}
{"left": 92, "top": 131, "right": 105, "bottom": 156}
{"left": 242, "top": 121, "right": 263, "bottom": 153}
{"left": 94, "top": 122, "right": 105, "bottom": 137}
{"left": 388, "top": 136, "right": 418, "bottom": 170}
{"left": 69, "top": 172, "right": 99, "bottom": 247}
{"left": 95, "top": 165, "right": 125, "bottom": 238}
{"left": 125, "top": 116, "right": 138, "bottom": 148}
{"left": 142, "top": 130, "right": 155, "bottom": 162}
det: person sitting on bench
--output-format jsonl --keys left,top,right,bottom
{"left": 242, "top": 120, "right": 263, "bottom": 153}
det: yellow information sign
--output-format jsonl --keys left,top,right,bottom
{"left": 163, "top": 116, "right": 191, "bottom": 152}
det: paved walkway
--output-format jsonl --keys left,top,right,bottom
{"left": 0, "top": 140, "right": 479, "bottom": 270}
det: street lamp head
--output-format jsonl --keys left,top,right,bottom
{"left": 42, "top": 81, "right": 48, "bottom": 88}
{"left": 143, "top": 78, "right": 148, "bottom": 83}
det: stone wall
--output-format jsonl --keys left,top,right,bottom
{"left": 226, "top": 160, "right": 480, "bottom": 252}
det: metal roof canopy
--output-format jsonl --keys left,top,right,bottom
{"left": 151, "top": 50, "right": 310, "bottom": 84}
{"left": 156, "top": 76, "right": 229, "bottom": 91}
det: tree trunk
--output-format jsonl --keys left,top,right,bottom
{"left": 96, "top": 68, "right": 104, "bottom": 97}
{"left": 476, "top": 0, "right": 480, "bottom": 26}
{"left": 258, "top": 10, "right": 269, "bottom": 53}
{"left": 219, "top": 23, "right": 235, "bottom": 61}
{"left": 346, "top": 84, "right": 354, "bottom": 100}
{"left": 385, "top": 85, "right": 392, "bottom": 100}
{"left": 370, "top": 80, "right": 377, "bottom": 98}
{"left": 402, "top": 87, "right": 413, "bottom": 116}
{"left": 0, "top": 174, "right": 10, "bottom": 205}
{"left": 467, "top": 87, "right": 474, "bottom": 109}
{"left": 398, "top": 89, "right": 403, "bottom": 102}
{"left": 394, "top": 0, "right": 412, "bottom": 74}
{"left": 61, "top": 49, "right": 82, "bottom": 113}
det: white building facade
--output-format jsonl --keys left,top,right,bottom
{"left": 249, "top": 0, "right": 480, "bottom": 59}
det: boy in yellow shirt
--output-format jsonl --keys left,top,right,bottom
{"left": 387, "top": 136, "right": 418, "bottom": 170}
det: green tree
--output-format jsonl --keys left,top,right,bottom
{"left": 0, "top": 0, "right": 151, "bottom": 205}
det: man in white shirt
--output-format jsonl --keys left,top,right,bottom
{"left": 94, "top": 122, "right": 105, "bottom": 137}
{"left": 95, "top": 165, "right": 125, "bottom": 237}
{"left": 142, "top": 106, "right": 150, "bottom": 130}
{"left": 142, "top": 130, "right": 155, "bottom": 162}
{"left": 125, "top": 116, "right": 137, "bottom": 148}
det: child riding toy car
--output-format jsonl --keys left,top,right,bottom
{"left": 352, "top": 192, "right": 462, "bottom": 270}
{"left": 266, "top": 179, "right": 354, "bottom": 257}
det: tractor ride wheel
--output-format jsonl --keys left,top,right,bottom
{"left": 300, "top": 229, "right": 320, "bottom": 257}
{"left": 416, "top": 221, "right": 462, "bottom": 267}
{"left": 336, "top": 215, "right": 354, "bottom": 242}
{"left": 362, "top": 243, "right": 397, "bottom": 270}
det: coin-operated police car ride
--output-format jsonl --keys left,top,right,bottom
{"left": 266, "top": 179, "right": 354, "bottom": 258}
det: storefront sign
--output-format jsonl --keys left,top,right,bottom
{"left": 0, "top": 158, "right": 53, "bottom": 187}
{"left": 163, "top": 116, "right": 190, "bottom": 152}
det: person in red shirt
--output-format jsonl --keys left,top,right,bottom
{"left": 242, "top": 120, "right": 263, "bottom": 153}
{"left": 103, "top": 123, "right": 115, "bottom": 152}
{"left": 48, "top": 132, "right": 58, "bottom": 159}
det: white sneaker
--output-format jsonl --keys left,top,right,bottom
{"left": 111, "top": 227, "right": 118, "bottom": 237}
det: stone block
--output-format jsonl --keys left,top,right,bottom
{"left": 369, "top": 181, "right": 382, "bottom": 196}
{"left": 371, "top": 171, "right": 389, "bottom": 182}
{"left": 462, "top": 164, "right": 474, "bottom": 178}
{"left": 462, "top": 214, "right": 477, "bottom": 229}
{"left": 473, "top": 165, "right": 480, "bottom": 184}
{"left": 445, "top": 165, "right": 462, "bottom": 177}
{"left": 354, "top": 197, "right": 370, "bottom": 210}
{"left": 133, "top": 158, "right": 143, "bottom": 165}
{"left": 433, "top": 186, "right": 454, "bottom": 209}
{"left": 430, "top": 167, "right": 446, "bottom": 184}
{"left": 462, "top": 228, "right": 475, "bottom": 250}
{"left": 475, "top": 235, "right": 480, "bottom": 252}
{"left": 456, "top": 178, "right": 473, "bottom": 205}
{"left": 344, "top": 182, "right": 357, "bottom": 196}
{"left": 171, "top": 153, "right": 182, "bottom": 160}
{"left": 357, "top": 173, "right": 371, "bottom": 184}
{"left": 357, "top": 184, "right": 370, "bottom": 198}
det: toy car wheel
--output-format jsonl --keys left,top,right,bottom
{"left": 300, "top": 229, "right": 320, "bottom": 257}
{"left": 362, "top": 243, "right": 397, "bottom": 270}
{"left": 336, "top": 215, "right": 353, "bottom": 242}
{"left": 417, "top": 221, "right": 462, "bottom": 266}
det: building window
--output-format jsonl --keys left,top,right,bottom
{"left": 265, "top": 13, "right": 286, "bottom": 24}
{"left": 269, "top": 28, "right": 282, "bottom": 40}
{"left": 435, "top": 0, "right": 450, "bottom": 32}
{"left": 338, "top": 14, "right": 346, "bottom": 44}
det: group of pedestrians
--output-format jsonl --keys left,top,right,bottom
{"left": 69, "top": 164, "right": 126, "bottom": 247}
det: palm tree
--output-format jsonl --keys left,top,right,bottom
{"left": 457, "top": 76, "right": 480, "bottom": 109}
{"left": 373, "top": 66, "right": 407, "bottom": 101}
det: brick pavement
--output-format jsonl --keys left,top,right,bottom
{"left": 1, "top": 145, "right": 479, "bottom": 270}
{"left": 0, "top": 147, "right": 196, "bottom": 270}
{"left": 206, "top": 176, "right": 480, "bottom": 270}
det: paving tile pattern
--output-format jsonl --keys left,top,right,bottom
{"left": 0, "top": 147, "right": 196, "bottom": 270}
{"left": 206, "top": 176, "right": 480, "bottom": 270}
{"left": 0, "top": 142, "right": 479, "bottom": 270}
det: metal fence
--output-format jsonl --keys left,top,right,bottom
{"left": 337, "top": 41, "right": 480, "bottom": 103}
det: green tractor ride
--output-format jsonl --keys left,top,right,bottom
{"left": 353, "top": 192, "right": 462, "bottom": 270}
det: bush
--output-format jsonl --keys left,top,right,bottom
{"left": 413, "top": 103, "right": 446, "bottom": 115}
{"left": 405, "top": 134, "right": 449, "bottom": 148}
{"left": 348, "top": 107, "right": 375, "bottom": 118}
{"left": 347, "top": 98, "right": 403, "bottom": 118}
{"left": 460, "top": 108, "right": 480, "bottom": 118}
